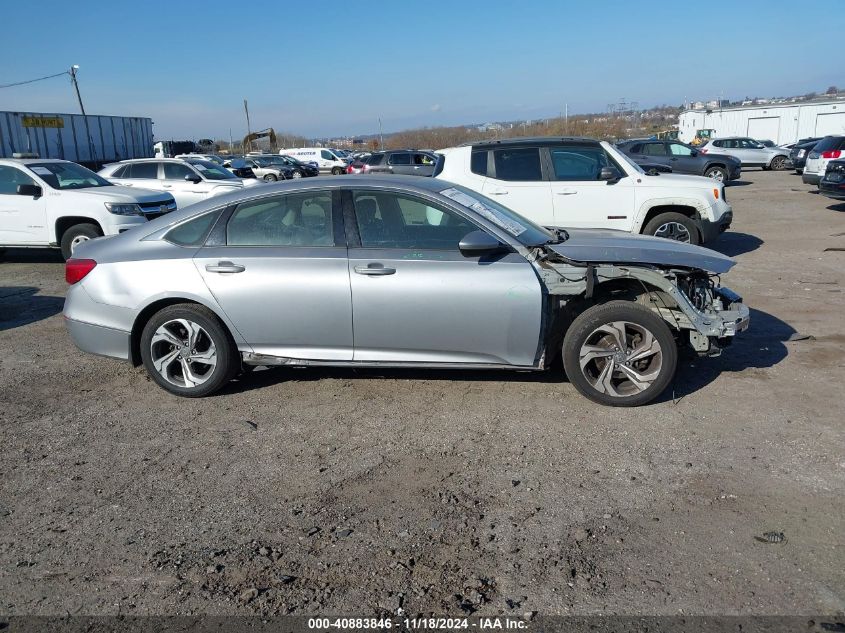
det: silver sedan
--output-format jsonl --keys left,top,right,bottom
{"left": 64, "top": 176, "right": 749, "bottom": 406}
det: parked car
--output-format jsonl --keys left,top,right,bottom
{"left": 818, "top": 159, "right": 845, "bottom": 201}
{"left": 220, "top": 158, "right": 258, "bottom": 180}
{"left": 786, "top": 138, "right": 822, "bottom": 173}
{"left": 803, "top": 136, "right": 845, "bottom": 185}
{"left": 698, "top": 137, "right": 788, "bottom": 170}
{"left": 280, "top": 148, "right": 348, "bottom": 175}
{"left": 347, "top": 150, "right": 438, "bottom": 176}
{"left": 638, "top": 162, "right": 673, "bottom": 175}
{"left": 239, "top": 157, "right": 295, "bottom": 182}
{"left": 99, "top": 158, "right": 247, "bottom": 209}
{"left": 616, "top": 139, "right": 741, "bottom": 182}
{"left": 255, "top": 154, "right": 319, "bottom": 178}
{"left": 175, "top": 154, "right": 226, "bottom": 166}
{"left": 0, "top": 158, "right": 175, "bottom": 259}
{"left": 63, "top": 175, "right": 749, "bottom": 407}
{"left": 436, "top": 137, "right": 733, "bottom": 245}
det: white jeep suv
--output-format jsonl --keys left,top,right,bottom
{"left": 0, "top": 158, "right": 176, "bottom": 259}
{"left": 435, "top": 137, "right": 733, "bottom": 244}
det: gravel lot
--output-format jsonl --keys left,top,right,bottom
{"left": 1, "top": 170, "right": 843, "bottom": 618}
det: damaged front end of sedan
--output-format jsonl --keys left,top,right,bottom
{"left": 531, "top": 229, "right": 750, "bottom": 358}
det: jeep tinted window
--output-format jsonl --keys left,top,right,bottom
{"left": 470, "top": 151, "right": 487, "bottom": 176}
{"left": 493, "top": 147, "right": 541, "bottom": 181}
{"left": 549, "top": 146, "right": 615, "bottom": 181}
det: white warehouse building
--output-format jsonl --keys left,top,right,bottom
{"left": 678, "top": 100, "right": 845, "bottom": 145}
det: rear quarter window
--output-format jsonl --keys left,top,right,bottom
{"left": 166, "top": 212, "right": 218, "bottom": 246}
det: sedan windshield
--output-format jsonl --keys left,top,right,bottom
{"left": 185, "top": 159, "right": 238, "bottom": 180}
{"left": 27, "top": 162, "right": 111, "bottom": 190}
{"left": 439, "top": 185, "right": 554, "bottom": 247}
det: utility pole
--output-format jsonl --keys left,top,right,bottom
{"left": 378, "top": 117, "right": 383, "bottom": 150}
{"left": 565, "top": 103, "right": 568, "bottom": 134}
{"left": 69, "top": 65, "right": 85, "bottom": 115}
{"left": 243, "top": 99, "right": 252, "bottom": 153}
{"left": 229, "top": 128, "right": 233, "bottom": 155}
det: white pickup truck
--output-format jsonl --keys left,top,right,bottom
{"left": 436, "top": 137, "right": 733, "bottom": 244}
{"left": 0, "top": 157, "right": 176, "bottom": 259}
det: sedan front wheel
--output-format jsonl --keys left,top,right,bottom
{"left": 140, "top": 304, "right": 238, "bottom": 397}
{"left": 562, "top": 301, "right": 677, "bottom": 407}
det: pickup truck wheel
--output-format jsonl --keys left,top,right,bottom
{"left": 770, "top": 156, "right": 786, "bottom": 170}
{"left": 642, "top": 213, "right": 699, "bottom": 245}
{"left": 60, "top": 223, "right": 101, "bottom": 260}
{"left": 263, "top": 174, "right": 277, "bottom": 182}
{"left": 704, "top": 166, "right": 727, "bottom": 182}
{"left": 562, "top": 301, "right": 677, "bottom": 407}
{"left": 140, "top": 303, "right": 239, "bottom": 398}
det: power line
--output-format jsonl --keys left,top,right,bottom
{"left": 0, "top": 70, "right": 70, "bottom": 90}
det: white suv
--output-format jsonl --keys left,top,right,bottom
{"left": 99, "top": 158, "right": 248, "bottom": 209}
{"left": 436, "top": 138, "right": 732, "bottom": 244}
{"left": 0, "top": 158, "right": 176, "bottom": 259}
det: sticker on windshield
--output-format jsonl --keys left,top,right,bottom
{"left": 440, "top": 187, "right": 527, "bottom": 236}
{"left": 193, "top": 164, "right": 207, "bottom": 171}
{"left": 30, "top": 166, "right": 53, "bottom": 176}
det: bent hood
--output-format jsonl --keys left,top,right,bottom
{"left": 546, "top": 228, "right": 735, "bottom": 273}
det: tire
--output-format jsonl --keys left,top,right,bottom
{"left": 642, "top": 212, "right": 700, "bottom": 245}
{"left": 139, "top": 303, "right": 239, "bottom": 398}
{"left": 263, "top": 174, "right": 277, "bottom": 182}
{"left": 331, "top": 167, "right": 343, "bottom": 175}
{"left": 291, "top": 170, "right": 303, "bottom": 179}
{"left": 562, "top": 300, "right": 678, "bottom": 407}
{"left": 770, "top": 156, "right": 786, "bottom": 171}
{"left": 704, "top": 166, "right": 727, "bottom": 182}
{"left": 60, "top": 223, "right": 101, "bottom": 260}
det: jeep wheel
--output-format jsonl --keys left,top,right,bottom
{"left": 642, "top": 213, "right": 700, "bottom": 245}
{"left": 60, "top": 223, "right": 101, "bottom": 260}
{"left": 562, "top": 301, "right": 677, "bottom": 407}
{"left": 705, "top": 166, "right": 727, "bottom": 182}
{"left": 140, "top": 303, "right": 239, "bottom": 398}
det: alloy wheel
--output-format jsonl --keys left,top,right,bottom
{"left": 150, "top": 318, "right": 218, "bottom": 388}
{"left": 706, "top": 168, "right": 725, "bottom": 182}
{"left": 653, "top": 221, "right": 691, "bottom": 243}
{"left": 578, "top": 321, "right": 663, "bottom": 397}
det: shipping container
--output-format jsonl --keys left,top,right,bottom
{"left": 0, "top": 110, "right": 154, "bottom": 169}
{"left": 678, "top": 100, "right": 845, "bottom": 145}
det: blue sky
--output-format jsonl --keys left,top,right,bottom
{"left": 1, "top": 1, "right": 842, "bottom": 140}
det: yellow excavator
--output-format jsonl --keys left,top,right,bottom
{"left": 242, "top": 128, "right": 277, "bottom": 152}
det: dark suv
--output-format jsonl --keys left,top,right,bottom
{"left": 786, "top": 138, "right": 822, "bottom": 173}
{"left": 347, "top": 150, "right": 438, "bottom": 176}
{"left": 616, "top": 139, "right": 741, "bottom": 183}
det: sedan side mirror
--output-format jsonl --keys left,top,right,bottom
{"left": 184, "top": 174, "right": 202, "bottom": 183}
{"left": 599, "top": 166, "right": 622, "bottom": 182}
{"left": 458, "top": 230, "right": 508, "bottom": 257}
{"left": 17, "top": 183, "right": 42, "bottom": 197}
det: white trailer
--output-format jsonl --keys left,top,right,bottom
{"left": 0, "top": 110, "right": 154, "bottom": 169}
{"left": 678, "top": 100, "right": 845, "bottom": 145}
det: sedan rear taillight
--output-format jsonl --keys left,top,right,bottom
{"left": 822, "top": 150, "right": 842, "bottom": 159}
{"left": 66, "top": 258, "right": 97, "bottom": 284}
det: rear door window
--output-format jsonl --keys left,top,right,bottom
{"left": 128, "top": 162, "right": 159, "bottom": 179}
{"left": 388, "top": 153, "right": 411, "bottom": 165}
{"left": 470, "top": 151, "right": 488, "bottom": 175}
{"left": 641, "top": 143, "right": 668, "bottom": 156}
{"left": 227, "top": 192, "right": 334, "bottom": 247}
{"left": 492, "top": 147, "right": 542, "bottom": 181}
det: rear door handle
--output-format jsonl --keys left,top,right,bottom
{"left": 162, "top": 184, "right": 173, "bottom": 189}
{"left": 354, "top": 264, "right": 396, "bottom": 276}
{"left": 488, "top": 188, "right": 509, "bottom": 195}
{"left": 205, "top": 261, "right": 245, "bottom": 274}
{"left": 556, "top": 188, "right": 578, "bottom": 195}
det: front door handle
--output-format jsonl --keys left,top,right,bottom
{"left": 354, "top": 264, "right": 396, "bottom": 276}
{"left": 161, "top": 184, "right": 173, "bottom": 189}
{"left": 205, "top": 261, "right": 245, "bottom": 274}
{"left": 556, "top": 188, "right": 578, "bottom": 195}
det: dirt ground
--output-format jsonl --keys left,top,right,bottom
{"left": 1, "top": 170, "right": 843, "bottom": 618}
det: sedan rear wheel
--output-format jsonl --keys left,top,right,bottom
{"left": 562, "top": 301, "right": 677, "bottom": 406}
{"left": 140, "top": 304, "right": 238, "bottom": 397}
